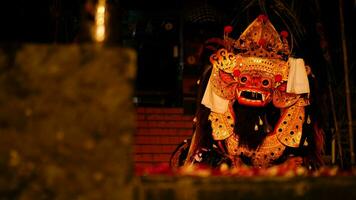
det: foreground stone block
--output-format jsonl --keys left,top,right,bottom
{"left": 136, "top": 176, "right": 356, "bottom": 200}
{"left": 0, "top": 44, "right": 136, "bottom": 199}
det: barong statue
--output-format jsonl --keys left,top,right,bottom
{"left": 171, "top": 15, "right": 324, "bottom": 170}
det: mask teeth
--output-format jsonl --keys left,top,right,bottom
{"left": 238, "top": 90, "right": 242, "bottom": 96}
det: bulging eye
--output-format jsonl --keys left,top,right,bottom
{"left": 240, "top": 76, "right": 248, "bottom": 83}
{"left": 262, "top": 79, "right": 270, "bottom": 86}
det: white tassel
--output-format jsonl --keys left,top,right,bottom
{"left": 254, "top": 124, "right": 258, "bottom": 131}
{"left": 307, "top": 115, "right": 311, "bottom": 124}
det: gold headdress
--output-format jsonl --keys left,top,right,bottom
{"left": 233, "top": 15, "right": 290, "bottom": 60}
{"left": 209, "top": 15, "right": 291, "bottom": 83}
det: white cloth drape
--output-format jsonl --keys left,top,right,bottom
{"left": 287, "top": 58, "right": 310, "bottom": 94}
{"left": 201, "top": 75, "right": 229, "bottom": 113}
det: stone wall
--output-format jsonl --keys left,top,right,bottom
{"left": 0, "top": 44, "right": 136, "bottom": 199}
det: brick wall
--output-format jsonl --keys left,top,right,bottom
{"left": 134, "top": 107, "right": 194, "bottom": 168}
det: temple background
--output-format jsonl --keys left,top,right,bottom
{"left": 0, "top": 0, "right": 355, "bottom": 168}
{"left": 0, "top": 1, "right": 355, "bottom": 198}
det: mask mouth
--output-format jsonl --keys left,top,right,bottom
{"left": 238, "top": 90, "right": 265, "bottom": 101}
{"left": 237, "top": 89, "right": 271, "bottom": 107}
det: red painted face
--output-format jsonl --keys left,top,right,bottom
{"left": 236, "top": 71, "right": 274, "bottom": 107}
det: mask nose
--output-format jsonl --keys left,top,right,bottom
{"left": 250, "top": 76, "right": 261, "bottom": 87}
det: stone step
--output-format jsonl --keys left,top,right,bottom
{"left": 134, "top": 144, "right": 180, "bottom": 154}
{"left": 135, "top": 128, "right": 193, "bottom": 137}
{"left": 135, "top": 135, "right": 187, "bottom": 145}
{"left": 134, "top": 107, "right": 193, "bottom": 167}
{"left": 136, "top": 107, "right": 184, "bottom": 114}
{"left": 137, "top": 114, "right": 193, "bottom": 121}
{"left": 134, "top": 153, "right": 172, "bottom": 163}
{"left": 136, "top": 121, "right": 193, "bottom": 128}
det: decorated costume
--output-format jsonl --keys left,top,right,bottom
{"left": 171, "top": 15, "right": 323, "bottom": 169}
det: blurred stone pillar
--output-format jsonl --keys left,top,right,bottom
{"left": 0, "top": 44, "right": 136, "bottom": 199}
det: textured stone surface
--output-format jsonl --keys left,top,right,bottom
{"left": 136, "top": 176, "right": 356, "bottom": 200}
{"left": 0, "top": 44, "right": 136, "bottom": 199}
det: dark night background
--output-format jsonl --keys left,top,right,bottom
{"left": 0, "top": 0, "right": 355, "bottom": 165}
